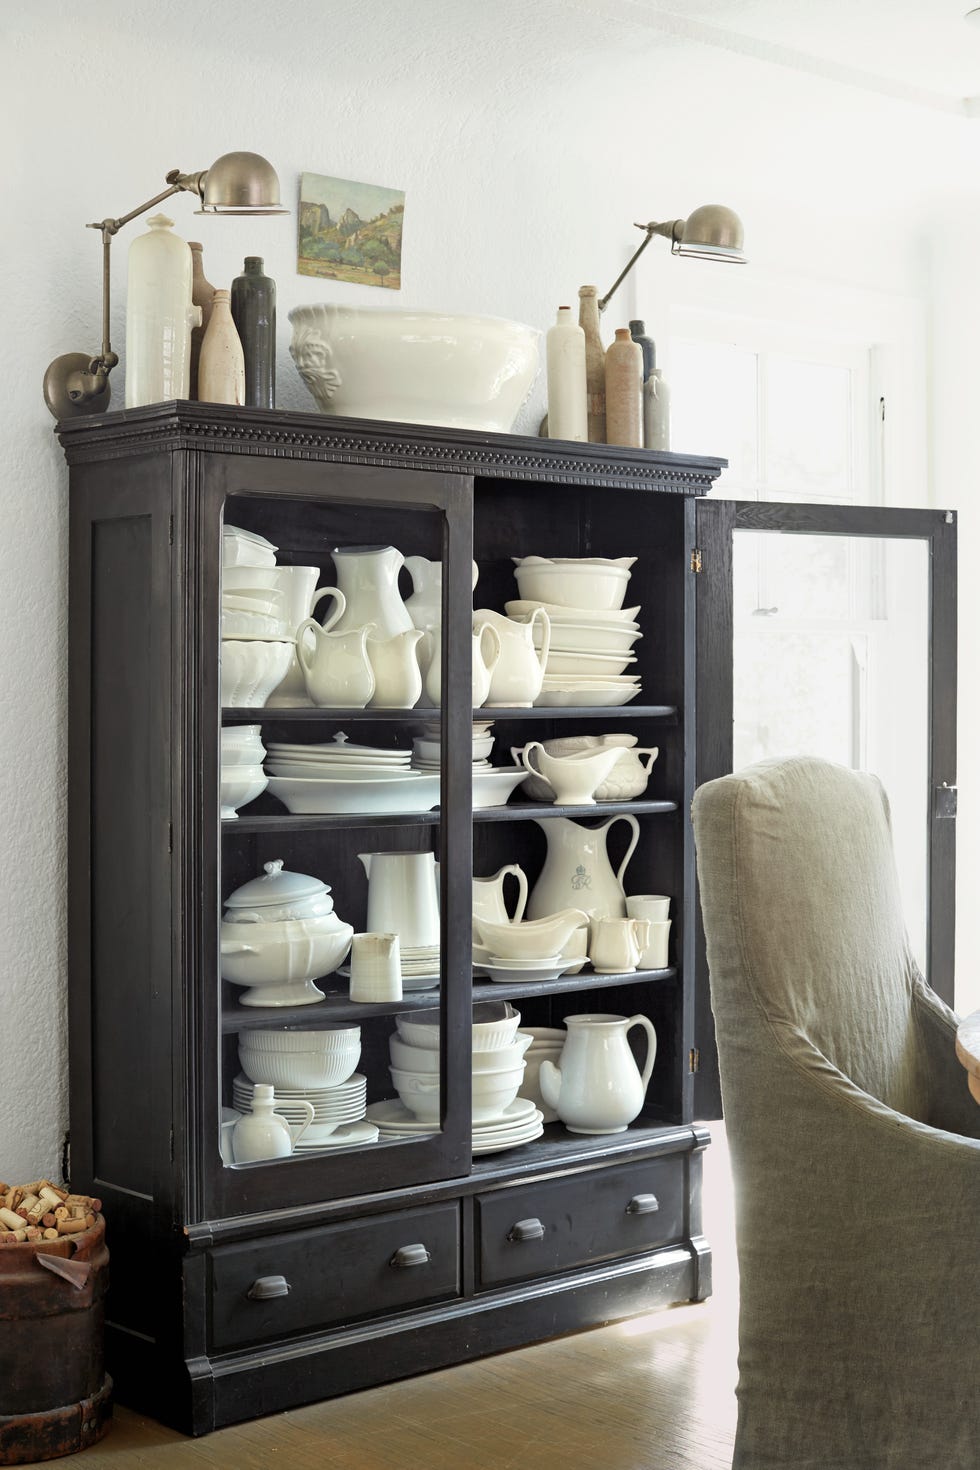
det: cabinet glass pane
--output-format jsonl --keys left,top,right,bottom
{"left": 733, "top": 531, "right": 929, "bottom": 971}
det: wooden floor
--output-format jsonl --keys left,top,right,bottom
{"left": 20, "top": 1132, "right": 738, "bottom": 1470}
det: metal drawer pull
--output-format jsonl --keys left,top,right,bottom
{"left": 507, "top": 1218, "right": 545, "bottom": 1243}
{"left": 626, "top": 1194, "right": 659, "bottom": 1215}
{"left": 247, "top": 1275, "right": 291, "bottom": 1300}
{"left": 389, "top": 1243, "right": 431, "bottom": 1269}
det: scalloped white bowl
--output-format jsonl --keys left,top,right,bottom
{"left": 289, "top": 304, "right": 541, "bottom": 432}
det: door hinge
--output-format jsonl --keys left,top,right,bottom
{"left": 935, "top": 782, "right": 957, "bottom": 819}
{"left": 689, "top": 1047, "right": 700, "bottom": 1074}
{"left": 690, "top": 548, "right": 702, "bottom": 574}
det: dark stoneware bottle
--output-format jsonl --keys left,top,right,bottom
{"left": 230, "top": 256, "right": 276, "bottom": 409}
{"left": 628, "top": 319, "right": 656, "bottom": 382}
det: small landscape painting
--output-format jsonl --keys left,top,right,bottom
{"left": 298, "top": 171, "right": 405, "bottom": 289}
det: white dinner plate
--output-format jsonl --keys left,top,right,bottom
{"left": 533, "top": 687, "right": 640, "bottom": 708}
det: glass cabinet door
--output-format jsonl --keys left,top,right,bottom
{"left": 200, "top": 459, "right": 475, "bottom": 1221}
{"left": 693, "top": 499, "right": 957, "bottom": 1118}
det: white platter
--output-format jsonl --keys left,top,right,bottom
{"left": 265, "top": 761, "right": 423, "bottom": 782}
{"left": 471, "top": 768, "right": 527, "bottom": 808}
{"left": 267, "top": 773, "right": 440, "bottom": 815}
{"left": 544, "top": 651, "right": 638, "bottom": 677}
{"left": 533, "top": 687, "right": 640, "bottom": 708}
{"left": 294, "top": 1120, "right": 380, "bottom": 1149}
{"left": 482, "top": 960, "right": 574, "bottom": 984}
{"left": 265, "top": 739, "right": 411, "bottom": 761}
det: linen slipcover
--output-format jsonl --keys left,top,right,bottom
{"left": 692, "top": 756, "right": 980, "bottom": 1470}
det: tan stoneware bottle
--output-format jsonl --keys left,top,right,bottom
{"left": 604, "top": 327, "right": 643, "bottom": 448}
{"left": 199, "top": 289, "right": 245, "bottom": 406}
{"left": 578, "top": 285, "right": 606, "bottom": 443}
{"left": 188, "top": 242, "right": 216, "bottom": 400}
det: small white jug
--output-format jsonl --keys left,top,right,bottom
{"left": 231, "top": 1085, "right": 314, "bottom": 1162}
{"left": 366, "top": 627, "right": 424, "bottom": 709}
{"left": 589, "top": 915, "right": 653, "bottom": 974}
{"left": 474, "top": 608, "right": 551, "bottom": 707}
{"left": 421, "top": 621, "right": 501, "bottom": 708}
{"left": 295, "top": 618, "right": 376, "bottom": 708}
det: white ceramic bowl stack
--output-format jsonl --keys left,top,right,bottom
{"left": 507, "top": 556, "right": 643, "bottom": 708}
{"left": 367, "top": 1004, "right": 544, "bottom": 1152}
{"left": 263, "top": 732, "right": 441, "bottom": 816}
{"left": 220, "top": 724, "right": 268, "bottom": 818}
{"left": 410, "top": 720, "right": 525, "bottom": 809}
{"left": 220, "top": 526, "right": 294, "bottom": 707}
{"left": 517, "top": 1026, "right": 567, "bottom": 1123}
{"left": 234, "top": 1025, "right": 379, "bottom": 1149}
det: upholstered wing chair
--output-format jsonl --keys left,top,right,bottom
{"left": 692, "top": 756, "right": 980, "bottom": 1470}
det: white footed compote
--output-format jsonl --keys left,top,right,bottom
{"left": 296, "top": 616, "right": 376, "bottom": 708}
{"left": 349, "top": 932, "right": 403, "bottom": 1002}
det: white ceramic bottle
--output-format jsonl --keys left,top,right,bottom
{"left": 643, "top": 369, "right": 671, "bottom": 451}
{"left": 199, "top": 289, "right": 246, "bottom": 406}
{"left": 125, "top": 214, "right": 201, "bottom": 408}
{"left": 545, "top": 306, "right": 587, "bottom": 441}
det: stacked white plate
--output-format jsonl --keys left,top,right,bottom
{"left": 232, "top": 1072, "right": 377, "bottom": 1150}
{"left": 365, "top": 1096, "right": 544, "bottom": 1154}
{"left": 264, "top": 734, "right": 440, "bottom": 815}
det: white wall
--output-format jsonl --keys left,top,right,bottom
{"left": 5, "top": 0, "right": 977, "bottom": 1178}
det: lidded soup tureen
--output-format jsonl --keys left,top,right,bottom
{"left": 222, "top": 859, "right": 336, "bottom": 924}
{"left": 220, "top": 860, "right": 354, "bottom": 1007}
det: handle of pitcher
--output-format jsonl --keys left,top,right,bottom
{"left": 505, "top": 864, "right": 529, "bottom": 923}
{"left": 609, "top": 813, "right": 640, "bottom": 889}
{"left": 627, "top": 1014, "right": 658, "bottom": 1092}
{"left": 310, "top": 585, "right": 346, "bottom": 633}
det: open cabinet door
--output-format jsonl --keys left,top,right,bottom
{"left": 692, "top": 499, "right": 957, "bottom": 1120}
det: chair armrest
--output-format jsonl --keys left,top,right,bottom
{"left": 911, "top": 976, "right": 980, "bottom": 1138}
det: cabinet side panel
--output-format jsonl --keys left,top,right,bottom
{"left": 90, "top": 515, "right": 154, "bottom": 1192}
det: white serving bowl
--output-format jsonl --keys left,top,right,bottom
{"left": 470, "top": 768, "right": 527, "bottom": 809}
{"left": 219, "top": 764, "right": 267, "bottom": 818}
{"left": 388, "top": 1031, "right": 533, "bottom": 1075}
{"left": 222, "top": 526, "right": 277, "bottom": 569}
{"left": 390, "top": 1065, "right": 525, "bottom": 1123}
{"left": 289, "top": 304, "right": 541, "bottom": 433}
{"left": 222, "top": 588, "right": 287, "bottom": 617}
{"left": 221, "top": 566, "right": 286, "bottom": 595}
{"left": 413, "top": 731, "right": 494, "bottom": 764}
{"left": 220, "top": 728, "right": 267, "bottom": 768}
{"left": 395, "top": 1001, "right": 520, "bottom": 1052}
{"left": 267, "top": 772, "right": 441, "bottom": 815}
{"left": 474, "top": 909, "right": 589, "bottom": 962}
{"left": 240, "top": 1045, "right": 360, "bottom": 1090}
{"left": 220, "top": 639, "right": 293, "bottom": 707}
{"left": 512, "top": 559, "right": 631, "bottom": 612}
{"left": 221, "top": 609, "right": 292, "bottom": 641}
{"left": 239, "top": 1025, "right": 360, "bottom": 1053}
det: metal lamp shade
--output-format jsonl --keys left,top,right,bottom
{"left": 198, "top": 151, "right": 288, "bottom": 215}
{"left": 673, "top": 204, "right": 746, "bottom": 262}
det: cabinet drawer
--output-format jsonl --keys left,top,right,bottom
{"left": 476, "top": 1157, "right": 684, "bottom": 1289}
{"left": 208, "top": 1203, "right": 460, "bottom": 1351}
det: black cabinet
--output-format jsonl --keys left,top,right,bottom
{"left": 60, "top": 404, "right": 725, "bottom": 1434}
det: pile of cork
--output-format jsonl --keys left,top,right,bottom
{"left": 0, "top": 1180, "right": 101, "bottom": 1244}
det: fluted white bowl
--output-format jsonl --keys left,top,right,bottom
{"left": 289, "top": 304, "right": 541, "bottom": 433}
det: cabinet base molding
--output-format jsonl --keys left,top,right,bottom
{"left": 107, "top": 1242, "right": 707, "bottom": 1437}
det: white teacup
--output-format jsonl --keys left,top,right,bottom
{"left": 349, "top": 932, "right": 402, "bottom": 1002}
{"left": 626, "top": 894, "right": 671, "bottom": 922}
{"left": 637, "top": 918, "right": 671, "bottom": 969}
